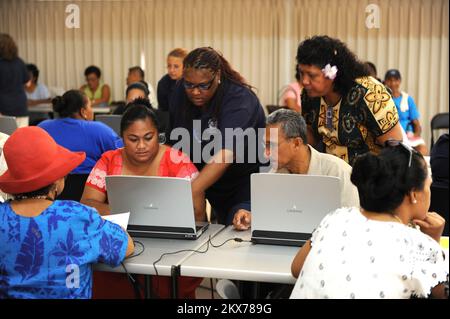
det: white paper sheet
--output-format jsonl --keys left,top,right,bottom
{"left": 102, "top": 212, "right": 130, "bottom": 229}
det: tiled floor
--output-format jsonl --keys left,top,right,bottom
{"left": 196, "top": 278, "right": 221, "bottom": 299}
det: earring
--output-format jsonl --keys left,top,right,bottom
{"left": 412, "top": 199, "right": 417, "bottom": 204}
{"left": 158, "top": 133, "right": 166, "bottom": 145}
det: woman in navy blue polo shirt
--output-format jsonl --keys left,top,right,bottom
{"left": 169, "top": 47, "right": 266, "bottom": 225}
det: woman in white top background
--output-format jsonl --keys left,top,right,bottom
{"left": 25, "top": 63, "right": 51, "bottom": 106}
{"left": 290, "top": 140, "right": 448, "bottom": 299}
{"left": 278, "top": 64, "right": 302, "bottom": 113}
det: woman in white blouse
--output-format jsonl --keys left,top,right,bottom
{"left": 290, "top": 140, "right": 448, "bottom": 299}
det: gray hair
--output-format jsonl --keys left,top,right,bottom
{"left": 266, "top": 109, "right": 307, "bottom": 144}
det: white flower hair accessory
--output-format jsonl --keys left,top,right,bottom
{"left": 322, "top": 64, "right": 338, "bottom": 80}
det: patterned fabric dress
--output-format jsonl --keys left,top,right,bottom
{"left": 290, "top": 207, "right": 449, "bottom": 299}
{"left": 301, "top": 76, "right": 399, "bottom": 165}
{"left": 0, "top": 200, "right": 128, "bottom": 299}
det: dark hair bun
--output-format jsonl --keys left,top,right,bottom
{"left": 351, "top": 148, "right": 427, "bottom": 213}
{"left": 51, "top": 90, "right": 85, "bottom": 118}
{"left": 351, "top": 153, "right": 396, "bottom": 200}
{"left": 52, "top": 96, "right": 65, "bottom": 114}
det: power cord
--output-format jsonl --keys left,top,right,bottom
{"left": 209, "top": 236, "right": 251, "bottom": 248}
{"left": 152, "top": 238, "right": 212, "bottom": 295}
{"left": 151, "top": 235, "right": 251, "bottom": 297}
{"left": 120, "top": 240, "right": 145, "bottom": 299}
{"left": 117, "top": 236, "right": 250, "bottom": 299}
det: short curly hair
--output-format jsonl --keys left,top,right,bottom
{"left": 84, "top": 65, "right": 101, "bottom": 78}
{"left": 296, "top": 35, "right": 369, "bottom": 96}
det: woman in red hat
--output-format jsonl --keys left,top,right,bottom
{"left": 81, "top": 103, "right": 206, "bottom": 299}
{"left": 0, "top": 127, "right": 134, "bottom": 299}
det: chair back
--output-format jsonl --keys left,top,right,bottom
{"left": 431, "top": 112, "right": 449, "bottom": 148}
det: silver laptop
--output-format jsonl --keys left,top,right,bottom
{"left": 251, "top": 173, "right": 341, "bottom": 246}
{"left": 106, "top": 176, "right": 209, "bottom": 239}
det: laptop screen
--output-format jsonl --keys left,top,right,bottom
{"left": 106, "top": 175, "right": 197, "bottom": 230}
{"left": 251, "top": 173, "right": 341, "bottom": 235}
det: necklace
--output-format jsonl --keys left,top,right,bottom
{"left": 14, "top": 195, "right": 54, "bottom": 201}
{"left": 324, "top": 98, "right": 342, "bottom": 131}
{"left": 325, "top": 105, "right": 334, "bottom": 130}
{"left": 392, "top": 215, "right": 404, "bottom": 224}
{"left": 361, "top": 209, "right": 404, "bottom": 224}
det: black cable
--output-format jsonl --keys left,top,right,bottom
{"left": 120, "top": 240, "right": 145, "bottom": 299}
{"left": 209, "top": 236, "right": 251, "bottom": 248}
{"left": 152, "top": 239, "right": 212, "bottom": 296}
{"left": 210, "top": 278, "right": 215, "bottom": 299}
{"left": 126, "top": 240, "right": 145, "bottom": 259}
{"left": 151, "top": 235, "right": 251, "bottom": 297}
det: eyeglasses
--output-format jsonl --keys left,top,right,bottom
{"left": 384, "top": 139, "right": 418, "bottom": 167}
{"left": 183, "top": 72, "right": 217, "bottom": 91}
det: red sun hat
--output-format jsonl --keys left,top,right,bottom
{"left": 0, "top": 126, "right": 86, "bottom": 195}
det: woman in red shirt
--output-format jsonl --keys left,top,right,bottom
{"left": 81, "top": 102, "right": 205, "bottom": 299}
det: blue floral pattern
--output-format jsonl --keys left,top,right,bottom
{"left": 51, "top": 229, "right": 85, "bottom": 267}
{"left": 14, "top": 219, "right": 44, "bottom": 282}
{"left": 0, "top": 263, "right": 10, "bottom": 299}
{"left": 0, "top": 200, "right": 128, "bottom": 299}
{"left": 98, "top": 228, "right": 125, "bottom": 265}
{"left": 7, "top": 213, "right": 20, "bottom": 242}
{"left": 47, "top": 208, "right": 69, "bottom": 238}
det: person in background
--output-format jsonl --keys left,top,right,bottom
{"left": 364, "top": 61, "right": 382, "bottom": 83}
{"left": 25, "top": 63, "right": 51, "bottom": 106}
{"left": 298, "top": 36, "right": 403, "bottom": 165}
{"left": 81, "top": 104, "right": 205, "bottom": 299}
{"left": 233, "top": 109, "right": 359, "bottom": 230}
{"left": 113, "top": 82, "right": 151, "bottom": 114}
{"left": 38, "top": 90, "right": 122, "bottom": 200}
{"left": 169, "top": 47, "right": 266, "bottom": 225}
{"left": 384, "top": 69, "right": 428, "bottom": 155}
{"left": 278, "top": 64, "right": 302, "bottom": 113}
{"left": 80, "top": 65, "right": 111, "bottom": 107}
{"left": 0, "top": 33, "right": 29, "bottom": 127}
{"left": 113, "top": 83, "right": 170, "bottom": 138}
{"left": 0, "top": 126, "right": 134, "bottom": 299}
{"left": 290, "top": 141, "right": 448, "bottom": 299}
{"left": 126, "top": 66, "right": 158, "bottom": 109}
{"left": 157, "top": 48, "right": 189, "bottom": 112}
{"left": 24, "top": 63, "right": 52, "bottom": 126}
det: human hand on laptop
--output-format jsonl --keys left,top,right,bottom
{"left": 233, "top": 209, "right": 252, "bottom": 231}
